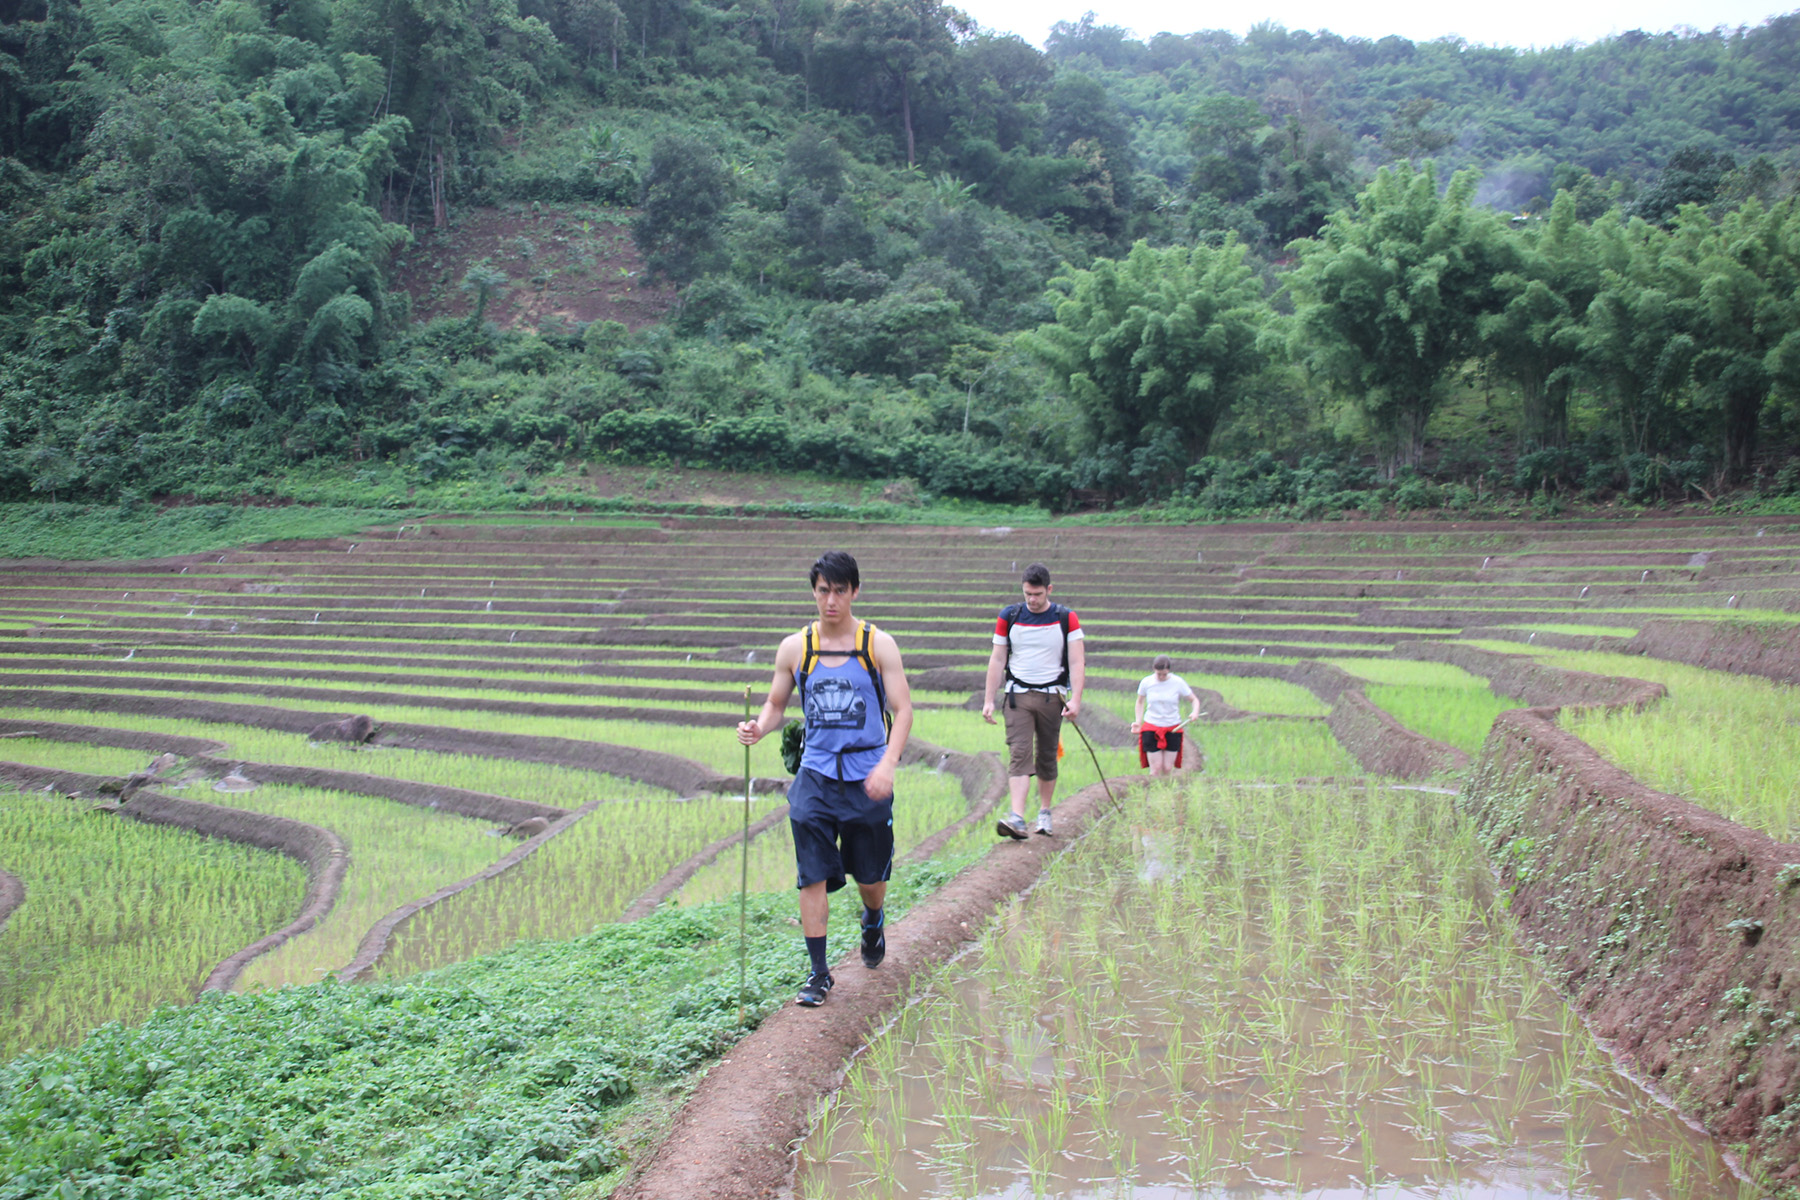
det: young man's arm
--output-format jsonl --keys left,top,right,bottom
{"left": 980, "top": 641, "right": 1008, "bottom": 725}
{"left": 863, "top": 628, "right": 912, "bottom": 802}
{"left": 1063, "top": 635, "right": 1085, "bottom": 719}
{"left": 737, "top": 632, "right": 802, "bottom": 745}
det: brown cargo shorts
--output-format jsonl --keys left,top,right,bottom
{"left": 1002, "top": 689, "right": 1064, "bottom": 780}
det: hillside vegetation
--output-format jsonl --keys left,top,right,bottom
{"left": 5, "top": 0, "right": 1800, "bottom": 513}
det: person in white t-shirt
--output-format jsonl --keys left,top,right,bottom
{"left": 1132, "top": 655, "right": 1201, "bottom": 777}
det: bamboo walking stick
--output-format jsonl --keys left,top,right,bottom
{"left": 1066, "top": 716, "right": 1121, "bottom": 812}
{"left": 739, "top": 684, "right": 751, "bottom": 1027}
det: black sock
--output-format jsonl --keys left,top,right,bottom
{"left": 862, "top": 906, "right": 883, "bottom": 931}
{"left": 805, "top": 935, "right": 829, "bottom": 978}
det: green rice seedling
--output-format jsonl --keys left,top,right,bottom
{"left": 800, "top": 775, "right": 1737, "bottom": 1199}
{"left": 1189, "top": 675, "right": 1331, "bottom": 717}
{"left": 1364, "top": 683, "right": 1523, "bottom": 756}
{"left": 0, "top": 708, "right": 676, "bottom": 806}
{"left": 0, "top": 738, "right": 169, "bottom": 778}
{"left": 1550, "top": 650, "right": 1800, "bottom": 840}
{"left": 200, "top": 782, "right": 512, "bottom": 990}
{"left": 0, "top": 786, "right": 306, "bottom": 1057}
{"left": 370, "top": 798, "right": 769, "bottom": 980}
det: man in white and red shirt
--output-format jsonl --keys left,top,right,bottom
{"left": 982, "top": 562, "right": 1085, "bottom": 839}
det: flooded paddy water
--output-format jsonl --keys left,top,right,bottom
{"left": 799, "top": 779, "right": 1739, "bottom": 1200}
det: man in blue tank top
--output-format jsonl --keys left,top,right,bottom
{"left": 737, "top": 551, "right": 914, "bottom": 1008}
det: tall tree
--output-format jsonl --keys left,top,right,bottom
{"left": 1022, "top": 237, "right": 1271, "bottom": 470}
{"left": 1686, "top": 199, "right": 1798, "bottom": 476}
{"left": 1288, "top": 165, "right": 1515, "bottom": 474}
{"left": 1480, "top": 189, "right": 1603, "bottom": 448}
{"left": 814, "top": 0, "right": 963, "bottom": 167}
{"left": 634, "top": 135, "right": 734, "bottom": 283}
{"left": 1576, "top": 215, "right": 1701, "bottom": 457}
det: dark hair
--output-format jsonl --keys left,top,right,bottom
{"left": 1022, "top": 562, "right": 1051, "bottom": 587}
{"left": 809, "top": 550, "right": 860, "bottom": 591}
{"left": 1152, "top": 654, "right": 1173, "bottom": 671}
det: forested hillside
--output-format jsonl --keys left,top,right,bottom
{"left": 4, "top": 0, "right": 1800, "bottom": 514}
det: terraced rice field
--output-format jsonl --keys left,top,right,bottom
{"left": 2, "top": 511, "right": 1798, "bottom": 1197}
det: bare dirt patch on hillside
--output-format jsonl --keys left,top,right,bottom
{"left": 392, "top": 205, "right": 676, "bottom": 332}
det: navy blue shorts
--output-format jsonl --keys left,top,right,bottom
{"left": 787, "top": 767, "right": 894, "bottom": 892}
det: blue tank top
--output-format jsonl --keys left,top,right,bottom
{"left": 798, "top": 652, "right": 887, "bottom": 781}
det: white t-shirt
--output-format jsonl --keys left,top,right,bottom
{"left": 1137, "top": 673, "right": 1194, "bottom": 727}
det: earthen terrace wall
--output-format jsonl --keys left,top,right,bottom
{"left": 1462, "top": 711, "right": 1800, "bottom": 1189}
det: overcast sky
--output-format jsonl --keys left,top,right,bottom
{"left": 954, "top": 0, "right": 1795, "bottom": 50}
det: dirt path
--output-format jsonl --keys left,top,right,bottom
{"left": 611, "top": 775, "right": 1134, "bottom": 1200}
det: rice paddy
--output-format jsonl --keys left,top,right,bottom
{"left": 369, "top": 797, "right": 780, "bottom": 980}
{"left": 798, "top": 778, "right": 1738, "bottom": 1199}
{"left": 1548, "top": 651, "right": 1800, "bottom": 842}
{"left": 1, "top": 511, "right": 1795, "bottom": 1189}
{"left": 186, "top": 782, "right": 512, "bottom": 990}
{"left": 0, "top": 785, "right": 307, "bottom": 1058}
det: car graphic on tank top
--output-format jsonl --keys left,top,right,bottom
{"left": 805, "top": 675, "right": 868, "bottom": 730}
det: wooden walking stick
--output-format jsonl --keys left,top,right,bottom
{"left": 739, "top": 684, "right": 751, "bottom": 1027}
{"left": 1067, "top": 717, "right": 1121, "bottom": 812}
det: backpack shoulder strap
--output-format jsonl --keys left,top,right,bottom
{"left": 857, "top": 621, "right": 892, "bottom": 737}
{"left": 796, "top": 621, "right": 820, "bottom": 694}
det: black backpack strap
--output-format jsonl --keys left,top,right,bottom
{"left": 1002, "top": 602, "right": 1070, "bottom": 691}
{"left": 1057, "top": 605, "right": 1072, "bottom": 687}
{"left": 1000, "top": 602, "right": 1023, "bottom": 690}
{"left": 856, "top": 621, "right": 891, "bottom": 737}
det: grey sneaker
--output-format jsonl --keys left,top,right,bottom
{"left": 1034, "top": 809, "right": 1054, "bottom": 837}
{"left": 996, "top": 811, "right": 1028, "bottom": 840}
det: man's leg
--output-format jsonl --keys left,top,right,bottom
{"left": 799, "top": 879, "right": 830, "bottom": 937}
{"left": 999, "top": 697, "right": 1037, "bottom": 838}
{"left": 1008, "top": 772, "right": 1032, "bottom": 818}
{"left": 789, "top": 769, "right": 842, "bottom": 1006}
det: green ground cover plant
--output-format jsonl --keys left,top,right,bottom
{"left": 369, "top": 798, "right": 781, "bottom": 981}
{"left": 185, "top": 782, "right": 511, "bottom": 991}
{"left": 0, "top": 894, "right": 826, "bottom": 1199}
{"left": 0, "top": 788, "right": 307, "bottom": 1058}
{"left": 1548, "top": 651, "right": 1800, "bottom": 841}
{"left": 799, "top": 778, "right": 1736, "bottom": 1197}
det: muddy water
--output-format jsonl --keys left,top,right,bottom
{"left": 799, "top": 781, "right": 1739, "bottom": 1199}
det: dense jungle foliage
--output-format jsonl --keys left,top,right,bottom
{"left": 5, "top": 0, "right": 1800, "bottom": 514}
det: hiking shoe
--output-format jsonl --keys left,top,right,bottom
{"left": 996, "top": 811, "right": 1029, "bottom": 840}
{"left": 795, "top": 972, "right": 833, "bottom": 1007}
{"left": 1034, "top": 809, "right": 1054, "bottom": 837}
{"left": 861, "top": 924, "right": 886, "bottom": 969}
